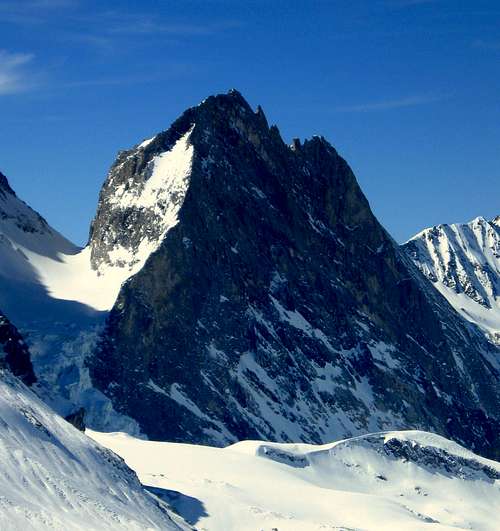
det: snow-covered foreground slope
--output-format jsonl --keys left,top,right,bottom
{"left": 0, "top": 370, "right": 186, "bottom": 531}
{"left": 404, "top": 216, "right": 500, "bottom": 344}
{"left": 89, "top": 429, "right": 500, "bottom": 531}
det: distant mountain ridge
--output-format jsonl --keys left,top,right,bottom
{"left": 404, "top": 216, "right": 500, "bottom": 344}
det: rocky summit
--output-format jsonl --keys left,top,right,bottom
{"left": 88, "top": 90, "right": 500, "bottom": 458}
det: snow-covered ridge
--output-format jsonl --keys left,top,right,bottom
{"left": 404, "top": 215, "right": 500, "bottom": 344}
{"left": 0, "top": 172, "right": 119, "bottom": 311}
{"left": 0, "top": 371, "right": 183, "bottom": 530}
{"left": 0, "top": 174, "right": 77, "bottom": 279}
{"left": 89, "top": 428, "right": 500, "bottom": 531}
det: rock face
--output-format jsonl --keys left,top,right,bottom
{"left": 83, "top": 90, "right": 498, "bottom": 458}
{"left": 404, "top": 216, "right": 500, "bottom": 344}
{"left": 0, "top": 309, "right": 36, "bottom": 386}
{"left": 89, "top": 123, "right": 194, "bottom": 276}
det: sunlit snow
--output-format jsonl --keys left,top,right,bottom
{"left": 407, "top": 215, "right": 500, "bottom": 343}
{"left": 89, "top": 429, "right": 500, "bottom": 531}
{"left": 0, "top": 372, "right": 183, "bottom": 531}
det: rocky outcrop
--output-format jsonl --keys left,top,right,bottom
{"left": 0, "top": 171, "right": 16, "bottom": 196}
{"left": 0, "top": 308, "right": 87, "bottom": 430}
{"left": 0, "top": 309, "right": 36, "bottom": 386}
{"left": 85, "top": 90, "right": 500, "bottom": 457}
{"left": 89, "top": 121, "right": 194, "bottom": 276}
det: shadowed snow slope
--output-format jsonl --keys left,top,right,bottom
{"left": 404, "top": 216, "right": 500, "bottom": 344}
{"left": 89, "top": 429, "right": 500, "bottom": 531}
{"left": 0, "top": 370, "right": 185, "bottom": 531}
{"left": 0, "top": 170, "right": 146, "bottom": 432}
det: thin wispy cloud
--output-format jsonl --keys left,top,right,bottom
{"left": 0, "top": 0, "right": 78, "bottom": 25}
{"left": 62, "top": 12, "right": 242, "bottom": 57}
{"left": 0, "top": 2, "right": 238, "bottom": 36}
{"left": 30, "top": 0, "right": 77, "bottom": 6}
{"left": 1, "top": 3, "right": 241, "bottom": 55}
{"left": 106, "top": 17, "right": 240, "bottom": 37}
{"left": 334, "top": 94, "right": 446, "bottom": 112}
{"left": 57, "top": 65, "right": 195, "bottom": 90}
{"left": 0, "top": 3, "right": 226, "bottom": 93}
{"left": 0, "top": 50, "right": 35, "bottom": 95}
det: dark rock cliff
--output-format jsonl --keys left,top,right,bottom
{"left": 88, "top": 91, "right": 500, "bottom": 457}
{"left": 0, "top": 309, "right": 36, "bottom": 386}
{"left": 0, "top": 307, "right": 87, "bottom": 431}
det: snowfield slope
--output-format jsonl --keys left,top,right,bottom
{"left": 0, "top": 370, "right": 185, "bottom": 531}
{"left": 89, "top": 429, "right": 500, "bottom": 531}
{"left": 404, "top": 216, "right": 500, "bottom": 344}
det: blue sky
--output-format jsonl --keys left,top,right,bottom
{"left": 0, "top": 0, "right": 498, "bottom": 245}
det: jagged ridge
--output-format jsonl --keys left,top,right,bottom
{"left": 88, "top": 90, "right": 500, "bottom": 458}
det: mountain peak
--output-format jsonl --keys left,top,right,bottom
{"left": 87, "top": 92, "right": 500, "bottom": 458}
{"left": 195, "top": 89, "right": 254, "bottom": 118}
{"left": 88, "top": 90, "right": 291, "bottom": 274}
{"left": 0, "top": 171, "right": 15, "bottom": 196}
{"left": 404, "top": 215, "right": 500, "bottom": 344}
{"left": 470, "top": 215, "right": 487, "bottom": 226}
